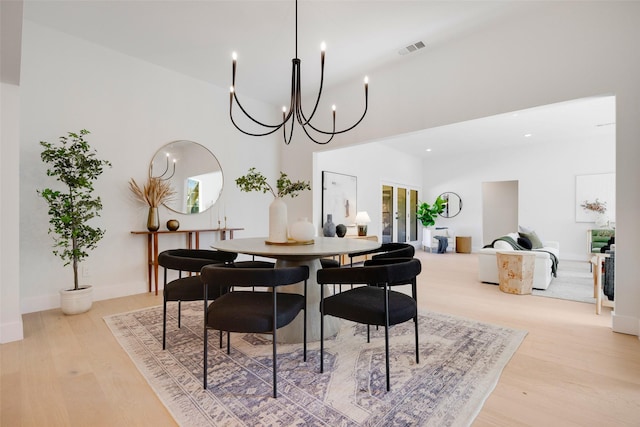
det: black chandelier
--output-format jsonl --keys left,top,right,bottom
{"left": 229, "top": 0, "right": 368, "bottom": 145}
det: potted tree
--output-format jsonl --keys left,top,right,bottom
{"left": 38, "top": 130, "right": 111, "bottom": 314}
{"left": 417, "top": 196, "right": 446, "bottom": 251}
{"left": 236, "top": 167, "right": 310, "bottom": 243}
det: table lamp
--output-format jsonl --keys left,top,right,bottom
{"left": 355, "top": 211, "right": 371, "bottom": 236}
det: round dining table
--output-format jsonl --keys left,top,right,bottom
{"left": 212, "top": 236, "right": 380, "bottom": 343}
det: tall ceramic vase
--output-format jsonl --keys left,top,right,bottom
{"left": 147, "top": 207, "right": 160, "bottom": 231}
{"left": 269, "top": 197, "right": 288, "bottom": 243}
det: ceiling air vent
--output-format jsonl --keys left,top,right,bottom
{"left": 398, "top": 41, "right": 426, "bottom": 56}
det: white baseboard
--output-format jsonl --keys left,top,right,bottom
{"left": 20, "top": 280, "right": 152, "bottom": 314}
{"left": 612, "top": 312, "right": 640, "bottom": 337}
{"left": 0, "top": 319, "right": 24, "bottom": 343}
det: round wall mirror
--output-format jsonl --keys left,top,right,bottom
{"left": 149, "top": 140, "right": 223, "bottom": 214}
{"left": 439, "top": 192, "right": 462, "bottom": 218}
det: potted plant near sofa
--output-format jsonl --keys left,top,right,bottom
{"left": 38, "top": 130, "right": 111, "bottom": 314}
{"left": 417, "top": 196, "right": 446, "bottom": 251}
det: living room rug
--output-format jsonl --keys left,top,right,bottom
{"left": 104, "top": 302, "right": 526, "bottom": 427}
{"left": 532, "top": 260, "right": 595, "bottom": 304}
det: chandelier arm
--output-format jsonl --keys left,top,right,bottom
{"left": 231, "top": 92, "right": 287, "bottom": 129}
{"left": 230, "top": 103, "right": 283, "bottom": 137}
{"left": 305, "top": 91, "right": 368, "bottom": 135}
{"left": 282, "top": 111, "right": 295, "bottom": 145}
{"left": 298, "top": 120, "right": 335, "bottom": 144}
{"left": 294, "top": 56, "right": 325, "bottom": 127}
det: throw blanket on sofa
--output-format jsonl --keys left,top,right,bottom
{"left": 485, "top": 236, "right": 558, "bottom": 277}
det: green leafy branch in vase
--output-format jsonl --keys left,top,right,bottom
{"left": 236, "top": 167, "right": 310, "bottom": 198}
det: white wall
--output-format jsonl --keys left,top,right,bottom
{"left": 18, "top": 22, "right": 280, "bottom": 313}
{"left": 315, "top": 143, "right": 423, "bottom": 239}
{"left": 282, "top": 2, "right": 640, "bottom": 336}
{"left": 1, "top": 82, "right": 23, "bottom": 342}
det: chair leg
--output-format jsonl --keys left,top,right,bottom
{"left": 414, "top": 314, "right": 420, "bottom": 364}
{"left": 384, "top": 284, "right": 391, "bottom": 392}
{"left": 203, "top": 326, "right": 208, "bottom": 389}
{"left": 302, "top": 278, "right": 308, "bottom": 362}
{"left": 272, "top": 291, "right": 278, "bottom": 398}
{"left": 178, "top": 300, "right": 182, "bottom": 328}
{"left": 227, "top": 332, "right": 231, "bottom": 354}
{"left": 320, "top": 284, "right": 325, "bottom": 373}
{"left": 367, "top": 324, "right": 370, "bottom": 343}
{"left": 384, "top": 324, "right": 390, "bottom": 392}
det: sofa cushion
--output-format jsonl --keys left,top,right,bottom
{"left": 493, "top": 240, "right": 513, "bottom": 250}
{"left": 517, "top": 236, "right": 533, "bottom": 249}
{"left": 519, "top": 231, "right": 543, "bottom": 249}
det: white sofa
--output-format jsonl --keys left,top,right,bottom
{"left": 478, "top": 233, "right": 559, "bottom": 290}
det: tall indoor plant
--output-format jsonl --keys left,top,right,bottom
{"left": 38, "top": 129, "right": 111, "bottom": 314}
{"left": 236, "top": 167, "right": 310, "bottom": 242}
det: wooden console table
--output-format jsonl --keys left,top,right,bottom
{"left": 131, "top": 228, "right": 243, "bottom": 295}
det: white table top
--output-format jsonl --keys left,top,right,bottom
{"left": 212, "top": 236, "right": 380, "bottom": 261}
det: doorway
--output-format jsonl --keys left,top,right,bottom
{"left": 381, "top": 183, "right": 418, "bottom": 244}
{"left": 482, "top": 180, "right": 518, "bottom": 245}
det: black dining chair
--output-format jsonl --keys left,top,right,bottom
{"left": 316, "top": 257, "right": 422, "bottom": 391}
{"left": 158, "top": 249, "right": 237, "bottom": 349}
{"left": 348, "top": 242, "right": 415, "bottom": 266}
{"left": 201, "top": 264, "right": 309, "bottom": 398}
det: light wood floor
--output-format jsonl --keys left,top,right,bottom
{"left": 2, "top": 252, "right": 639, "bottom": 426}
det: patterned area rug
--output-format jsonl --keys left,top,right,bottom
{"left": 104, "top": 302, "right": 526, "bottom": 427}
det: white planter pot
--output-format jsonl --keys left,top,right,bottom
{"left": 60, "top": 285, "right": 93, "bottom": 315}
{"left": 269, "top": 197, "right": 288, "bottom": 243}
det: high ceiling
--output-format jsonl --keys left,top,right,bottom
{"left": 22, "top": 1, "right": 615, "bottom": 156}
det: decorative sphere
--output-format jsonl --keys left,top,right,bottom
{"left": 166, "top": 219, "right": 180, "bottom": 231}
{"left": 336, "top": 224, "right": 347, "bottom": 237}
{"left": 290, "top": 218, "right": 315, "bottom": 242}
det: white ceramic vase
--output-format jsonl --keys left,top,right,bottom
{"left": 59, "top": 285, "right": 93, "bottom": 315}
{"left": 290, "top": 217, "right": 315, "bottom": 242}
{"left": 269, "top": 197, "right": 288, "bottom": 243}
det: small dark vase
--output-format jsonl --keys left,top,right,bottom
{"left": 336, "top": 224, "right": 347, "bottom": 237}
{"left": 166, "top": 219, "right": 180, "bottom": 231}
{"left": 323, "top": 214, "right": 336, "bottom": 237}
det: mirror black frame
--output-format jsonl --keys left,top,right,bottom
{"left": 439, "top": 192, "right": 462, "bottom": 218}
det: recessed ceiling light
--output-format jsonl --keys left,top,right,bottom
{"left": 524, "top": 133, "right": 532, "bottom": 138}
{"left": 425, "top": 148, "right": 432, "bottom": 152}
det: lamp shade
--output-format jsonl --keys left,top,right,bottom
{"left": 355, "top": 211, "right": 371, "bottom": 224}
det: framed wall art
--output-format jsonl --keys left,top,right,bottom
{"left": 575, "top": 173, "right": 615, "bottom": 223}
{"left": 322, "top": 171, "right": 357, "bottom": 228}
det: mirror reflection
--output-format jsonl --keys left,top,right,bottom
{"left": 439, "top": 192, "right": 462, "bottom": 218}
{"left": 149, "top": 140, "right": 223, "bottom": 214}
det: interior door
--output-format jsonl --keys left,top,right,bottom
{"left": 381, "top": 184, "right": 418, "bottom": 244}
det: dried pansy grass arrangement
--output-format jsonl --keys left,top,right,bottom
{"left": 129, "top": 177, "right": 177, "bottom": 231}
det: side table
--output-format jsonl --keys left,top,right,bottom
{"left": 131, "top": 228, "right": 243, "bottom": 295}
{"left": 456, "top": 236, "right": 472, "bottom": 253}
{"left": 496, "top": 251, "right": 536, "bottom": 295}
